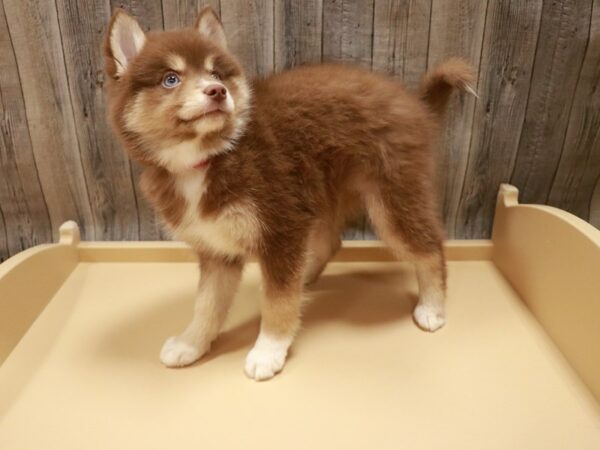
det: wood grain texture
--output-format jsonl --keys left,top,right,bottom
{"left": 3, "top": 0, "right": 95, "bottom": 242}
{"left": 511, "top": 0, "right": 592, "bottom": 205}
{"left": 548, "top": 0, "right": 600, "bottom": 221}
{"left": 427, "top": 0, "right": 488, "bottom": 238}
{"left": 111, "top": 0, "right": 165, "bottom": 239}
{"left": 0, "top": 0, "right": 52, "bottom": 261}
{"left": 1, "top": 0, "right": 599, "bottom": 261}
{"left": 274, "top": 0, "right": 323, "bottom": 71}
{"left": 220, "top": 0, "right": 274, "bottom": 77}
{"left": 372, "top": 0, "right": 432, "bottom": 88}
{"left": 0, "top": 208, "right": 6, "bottom": 262}
{"left": 456, "top": 0, "right": 544, "bottom": 238}
{"left": 111, "top": 0, "right": 164, "bottom": 29}
{"left": 590, "top": 176, "right": 600, "bottom": 228}
{"left": 56, "top": 0, "right": 141, "bottom": 241}
{"left": 322, "top": 0, "right": 375, "bottom": 68}
{"left": 162, "top": 0, "right": 220, "bottom": 30}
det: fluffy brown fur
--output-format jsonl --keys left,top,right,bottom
{"left": 104, "top": 6, "right": 474, "bottom": 381}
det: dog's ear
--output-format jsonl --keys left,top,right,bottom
{"left": 195, "top": 6, "right": 227, "bottom": 49}
{"left": 104, "top": 9, "right": 146, "bottom": 79}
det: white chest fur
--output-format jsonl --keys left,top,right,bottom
{"left": 170, "top": 171, "right": 260, "bottom": 257}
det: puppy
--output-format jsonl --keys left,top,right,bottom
{"left": 104, "top": 7, "right": 474, "bottom": 381}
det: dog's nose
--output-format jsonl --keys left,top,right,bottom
{"left": 203, "top": 84, "right": 227, "bottom": 101}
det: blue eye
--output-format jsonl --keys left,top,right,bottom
{"left": 162, "top": 72, "right": 181, "bottom": 88}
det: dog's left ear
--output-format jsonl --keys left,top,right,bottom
{"left": 195, "top": 6, "right": 227, "bottom": 49}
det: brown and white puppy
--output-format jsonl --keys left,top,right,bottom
{"left": 104, "top": 7, "right": 474, "bottom": 381}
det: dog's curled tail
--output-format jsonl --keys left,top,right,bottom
{"left": 419, "top": 58, "right": 477, "bottom": 117}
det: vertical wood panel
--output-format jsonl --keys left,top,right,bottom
{"left": 111, "top": 0, "right": 164, "bottom": 29}
{"left": 322, "top": 0, "right": 374, "bottom": 68}
{"left": 0, "top": 208, "right": 7, "bottom": 262}
{"left": 427, "top": 0, "right": 487, "bottom": 238}
{"left": 3, "top": 0, "right": 95, "bottom": 240}
{"left": 590, "top": 176, "right": 600, "bottom": 228}
{"left": 111, "top": 0, "right": 165, "bottom": 239}
{"left": 162, "top": 0, "right": 220, "bottom": 30}
{"left": 456, "top": 1, "right": 543, "bottom": 238}
{"left": 548, "top": 0, "right": 600, "bottom": 221}
{"left": 372, "top": 0, "right": 432, "bottom": 88}
{"left": 1, "top": 0, "right": 599, "bottom": 257}
{"left": 511, "top": 0, "right": 592, "bottom": 205}
{"left": 274, "top": 0, "right": 323, "bottom": 71}
{"left": 0, "top": 1, "right": 52, "bottom": 261}
{"left": 220, "top": 0, "right": 274, "bottom": 77}
{"left": 56, "top": 0, "right": 141, "bottom": 241}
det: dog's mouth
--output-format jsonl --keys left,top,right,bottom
{"left": 179, "top": 108, "right": 228, "bottom": 123}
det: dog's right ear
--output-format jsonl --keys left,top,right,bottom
{"left": 104, "top": 9, "right": 146, "bottom": 79}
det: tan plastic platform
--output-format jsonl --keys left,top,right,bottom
{"left": 1, "top": 185, "right": 599, "bottom": 449}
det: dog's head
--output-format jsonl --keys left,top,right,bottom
{"left": 104, "top": 7, "right": 251, "bottom": 173}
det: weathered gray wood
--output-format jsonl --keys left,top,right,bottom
{"left": 56, "top": 0, "right": 141, "bottom": 241}
{"left": 549, "top": 0, "right": 600, "bottom": 222}
{"left": 2, "top": 0, "right": 600, "bottom": 256}
{"left": 511, "top": 0, "right": 592, "bottom": 206}
{"left": 110, "top": 0, "right": 165, "bottom": 239}
{"left": 0, "top": 207, "right": 7, "bottom": 262}
{"left": 456, "top": 0, "right": 544, "bottom": 238}
{"left": 274, "top": 0, "right": 323, "bottom": 71}
{"left": 590, "top": 176, "right": 600, "bottom": 228}
{"left": 372, "top": 0, "right": 432, "bottom": 88}
{"left": 0, "top": 0, "right": 52, "bottom": 261}
{"left": 3, "top": 0, "right": 95, "bottom": 240}
{"left": 162, "top": 0, "right": 220, "bottom": 30}
{"left": 427, "top": 0, "right": 487, "bottom": 238}
{"left": 220, "top": 0, "right": 274, "bottom": 77}
{"left": 322, "top": 0, "right": 374, "bottom": 68}
{"left": 110, "top": 0, "right": 164, "bottom": 29}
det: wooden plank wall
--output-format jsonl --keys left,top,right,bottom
{"left": 1, "top": 0, "right": 599, "bottom": 260}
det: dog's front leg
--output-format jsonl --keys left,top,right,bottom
{"left": 160, "top": 254, "right": 243, "bottom": 367}
{"left": 245, "top": 244, "right": 306, "bottom": 381}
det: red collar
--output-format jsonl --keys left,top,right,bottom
{"left": 193, "top": 157, "right": 211, "bottom": 170}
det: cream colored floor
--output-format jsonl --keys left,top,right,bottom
{"left": 1, "top": 260, "right": 599, "bottom": 449}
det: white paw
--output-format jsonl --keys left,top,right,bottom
{"left": 244, "top": 346, "right": 287, "bottom": 381}
{"left": 160, "top": 336, "right": 206, "bottom": 368}
{"left": 413, "top": 304, "right": 446, "bottom": 332}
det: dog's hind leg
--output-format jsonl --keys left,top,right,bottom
{"left": 364, "top": 185, "right": 447, "bottom": 331}
{"left": 303, "top": 220, "right": 341, "bottom": 285}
